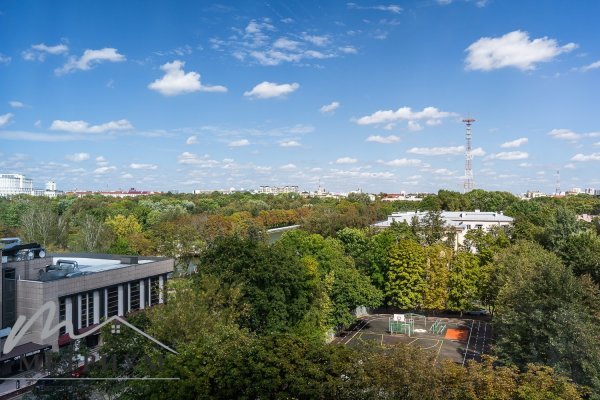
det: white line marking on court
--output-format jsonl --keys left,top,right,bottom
{"left": 434, "top": 339, "right": 444, "bottom": 364}
{"left": 344, "top": 318, "right": 370, "bottom": 344}
{"left": 462, "top": 319, "right": 475, "bottom": 366}
{"left": 408, "top": 337, "right": 419, "bottom": 345}
{"left": 421, "top": 339, "right": 441, "bottom": 350}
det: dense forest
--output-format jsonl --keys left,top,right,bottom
{"left": 2, "top": 189, "right": 600, "bottom": 399}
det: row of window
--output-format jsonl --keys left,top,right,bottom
{"left": 58, "top": 275, "right": 164, "bottom": 334}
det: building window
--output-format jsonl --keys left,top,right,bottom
{"left": 150, "top": 277, "right": 160, "bottom": 306}
{"left": 59, "top": 298, "right": 66, "bottom": 335}
{"left": 107, "top": 287, "right": 119, "bottom": 317}
{"left": 80, "top": 294, "right": 89, "bottom": 329}
{"left": 476, "top": 224, "right": 483, "bottom": 230}
{"left": 466, "top": 225, "right": 472, "bottom": 230}
{"left": 130, "top": 281, "right": 140, "bottom": 311}
{"left": 87, "top": 293, "right": 94, "bottom": 326}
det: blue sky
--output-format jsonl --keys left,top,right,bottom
{"left": 1, "top": 0, "right": 599, "bottom": 194}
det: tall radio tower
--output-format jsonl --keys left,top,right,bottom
{"left": 555, "top": 169, "right": 561, "bottom": 196}
{"left": 463, "top": 118, "right": 475, "bottom": 192}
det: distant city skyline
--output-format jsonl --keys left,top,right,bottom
{"left": 1, "top": 1, "right": 599, "bottom": 193}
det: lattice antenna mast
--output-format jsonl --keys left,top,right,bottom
{"left": 463, "top": 118, "right": 475, "bottom": 193}
{"left": 555, "top": 169, "right": 561, "bottom": 195}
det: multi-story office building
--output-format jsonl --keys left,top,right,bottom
{"left": 0, "top": 174, "right": 34, "bottom": 197}
{"left": 0, "top": 250, "right": 173, "bottom": 377}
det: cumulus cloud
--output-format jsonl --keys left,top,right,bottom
{"left": 486, "top": 151, "right": 529, "bottom": 160}
{"left": 228, "top": 139, "right": 250, "bottom": 147}
{"left": 407, "top": 146, "right": 485, "bottom": 156}
{"left": 356, "top": 106, "right": 455, "bottom": 126}
{"left": 93, "top": 166, "right": 117, "bottom": 174}
{"left": 577, "top": 60, "right": 600, "bottom": 72}
{"left": 571, "top": 153, "right": 600, "bottom": 162}
{"left": 280, "top": 163, "right": 297, "bottom": 170}
{"left": 0, "top": 53, "right": 11, "bottom": 64}
{"left": 130, "top": 163, "right": 158, "bottom": 170}
{"left": 336, "top": 157, "right": 358, "bottom": 164}
{"left": 177, "top": 152, "right": 220, "bottom": 167}
{"left": 22, "top": 43, "right": 68, "bottom": 61}
{"left": 280, "top": 140, "right": 301, "bottom": 147}
{"left": 186, "top": 135, "right": 198, "bottom": 145}
{"left": 50, "top": 119, "right": 133, "bottom": 133}
{"left": 378, "top": 158, "right": 422, "bottom": 167}
{"left": 0, "top": 113, "right": 13, "bottom": 127}
{"left": 9, "top": 101, "right": 26, "bottom": 108}
{"left": 148, "top": 60, "right": 227, "bottom": 96}
{"left": 501, "top": 137, "right": 528, "bottom": 148}
{"left": 320, "top": 101, "right": 340, "bottom": 113}
{"left": 433, "top": 168, "right": 454, "bottom": 175}
{"left": 56, "top": 48, "right": 126, "bottom": 75}
{"left": 407, "top": 120, "right": 422, "bottom": 131}
{"left": 465, "top": 30, "right": 577, "bottom": 71}
{"left": 366, "top": 135, "right": 400, "bottom": 144}
{"left": 244, "top": 81, "right": 299, "bottom": 99}
{"left": 66, "top": 152, "right": 90, "bottom": 162}
{"left": 548, "top": 128, "right": 580, "bottom": 140}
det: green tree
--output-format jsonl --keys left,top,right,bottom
{"left": 386, "top": 239, "right": 426, "bottom": 309}
{"left": 447, "top": 251, "right": 480, "bottom": 312}
{"left": 422, "top": 244, "right": 452, "bottom": 310}
{"left": 495, "top": 242, "right": 600, "bottom": 395}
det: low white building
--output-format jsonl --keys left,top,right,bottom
{"left": 372, "top": 210, "right": 513, "bottom": 249}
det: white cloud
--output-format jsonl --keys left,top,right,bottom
{"left": 436, "top": 0, "right": 452, "bottom": 4}
{"left": 228, "top": 139, "right": 250, "bottom": 147}
{"left": 66, "top": 152, "right": 90, "bottom": 162}
{"left": 339, "top": 46, "right": 358, "bottom": 54}
{"left": 501, "top": 137, "right": 528, "bottom": 148}
{"left": 0, "top": 113, "right": 13, "bottom": 127}
{"left": 433, "top": 168, "right": 454, "bottom": 175}
{"left": 378, "top": 158, "right": 422, "bottom": 167}
{"left": 244, "top": 81, "right": 299, "bottom": 99}
{"left": 56, "top": 48, "right": 126, "bottom": 75}
{"left": 320, "top": 101, "right": 340, "bottom": 113}
{"left": 280, "top": 163, "right": 297, "bottom": 170}
{"left": 346, "top": 3, "right": 403, "bottom": 14}
{"left": 336, "top": 157, "right": 358, "bottom": 164}
{"left": 465, "top": 30, "right": 577, "bottom": 71}
{"left": 0, "top": 53, "right": 11, "bottom": 64}
{"left": 9, "top": 101, "right": 26, "bottom": 108}
{"left": 280, "top": 140, "right": 301, "bottom": 147}
{"left": 93, "top": 166, "right": 117, "bottom": 174}
{"left": 356, "top": 106, "right": 455, "bottom": 125}
{"left": 302, "top": 33, "right": 330, "bottom": 46}
{"left": 407, "top": 145, "right": 486, "bottom": 156}
{"left": 366, "top": 135, "right": 400, "bottom": 144}
{"left": 186, "top": 135, "right": 198, "bottom": 145}
{"left": 34, "top": 120, "right": 42, "bottom": 128}
{"left": 273, "top": 38, "right": 301, "bottom": 51}
{"left": 548, "top": 128, "right": 580, "bottom": 140}
{"left": 519, "top": 162, "right": 532, "bottom": 167}
{"left": 577, "top": 60, "right": 600, "bottom": 72}
{"left": 407, "top": 120, "right": 422, "bottom": 131}
{"left": 148, "top": 60, "right": 227, "bottom": 96}
{"left": 486, "top": 151, "right": 529, "bottom": 160}
{"left": 177, "top": 152, "right": 220, "bottom": 167}
{"left": 50, "top": 119, "right": 133, "bottom": 133}
{"left": 571, "top": 153, "right": 600, "bottom": 162}
{"left": 121, "top": 173, "right": 134, "bottom": 179}
{"left": 130, "top": 163, "right": 158, "bottom": 170}
{"left": 22, "top": 43, "right": 68, "bottom": 61}
{"left": 564, "top": 163, "right": 576, "bottom": 169}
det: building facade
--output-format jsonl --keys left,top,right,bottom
{"left": 372, "top": 210, "right": 514, "bottom": 249}
{"left": 0, "top": 174, "right": 34, "bottom": 197}
{"left": 0, "top": 251, "right": 173, "bottom": 377}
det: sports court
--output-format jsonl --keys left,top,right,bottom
{"left": 332, "top": 313, "right": 493, "bottom": 365}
